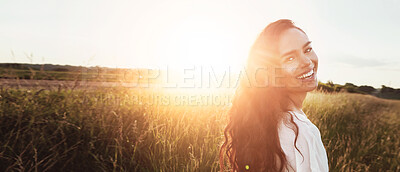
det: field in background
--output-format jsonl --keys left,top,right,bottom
{"left": 0, "top": 63, "right": 160, "bottom": 83}
{"left": 0, "top": 86, "right": 399, "bottom": 171}
{"left": 2, "top": 63, "right": 400, "bottom": 100}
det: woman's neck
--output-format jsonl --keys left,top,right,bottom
{"left": 286, "top": 91, "right": 307, "bottom": 113}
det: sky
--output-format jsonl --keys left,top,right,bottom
{"left": 0, "top": 0, "right": 399, "bottom": 88}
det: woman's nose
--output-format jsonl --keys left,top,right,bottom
{"left": 300, "top": 55, "right": 312, "bottom": 68}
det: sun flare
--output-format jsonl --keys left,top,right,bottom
{"left": 154, "top": 17, "right": 243, "bottom": 69}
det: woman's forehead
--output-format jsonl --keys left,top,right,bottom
{"left": 277, "top": 28, "right": 310, "bottom": 56}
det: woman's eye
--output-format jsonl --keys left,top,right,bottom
{"left": 305, "top": 47, "right": 313, "bottom": 53}
{"left": 288, "top": 57, "right": 294, "bottom": 61}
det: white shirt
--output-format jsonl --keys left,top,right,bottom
{"left": 278, "top": 110, "right": 329, "bottom": 172}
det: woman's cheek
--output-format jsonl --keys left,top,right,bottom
{"left": 286, "top": 64, "right": 298, "bottom": 78}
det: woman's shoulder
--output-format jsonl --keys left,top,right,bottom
{"left": 278, "top": 111, "right": 322, "bottom": 146}
{"left": 278, "top": 111, "right": 329, "bottom": 172}
{"left": 279, "top": 111, "right": 310, "bottom": 131}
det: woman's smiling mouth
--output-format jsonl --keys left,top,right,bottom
{"left": 296, "top": 68, "right": 315, "bottom": 80}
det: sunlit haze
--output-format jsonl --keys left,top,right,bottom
{"left": 0, "top": 0, "right": 399, "bottom": 88}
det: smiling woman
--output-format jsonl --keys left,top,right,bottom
{"left": 219, "top": 19, "right": 329, "bottom": 172}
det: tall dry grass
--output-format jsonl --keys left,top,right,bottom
{"left": 0, "top": 87, "right": 398, "bottom": 171}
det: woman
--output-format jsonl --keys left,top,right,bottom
{"left": 219, "top": 19, "right": 329, "bottom": 171}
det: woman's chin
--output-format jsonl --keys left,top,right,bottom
{"left": 302, "top": 80, "right": 318, "bottom": 92}
{"left": 298, "top": 75, "right": 318, "bottom": 91}
{"left": 304, "top": 83, "right": 318, "bottom": 92}
{"left": 275, "top": 75, "right": 318, "bottom": 92}
{"left": 284, "top": 79, "right": 318, "bottom": 92}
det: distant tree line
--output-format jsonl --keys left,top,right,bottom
{"left": 318, "top": 81, "right": 400, "bottom": 100}
{"left": 1, "top": 63, "right": 399, "bottom": 99}
{"left": 0, "top": 63, "right": 83, "bottom": 72}
{"left": 0, "top": 63, "right": 160, "bottom": 82}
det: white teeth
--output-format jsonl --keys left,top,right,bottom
{"left": 297, "top": 69, "right": 314, "bottom": 79}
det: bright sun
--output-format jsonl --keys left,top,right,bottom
{"left": 154, "top": 17, "right": 243, "bottom": 70}
{"left": 148, "top": 16, "right": 249, "bottom": 89}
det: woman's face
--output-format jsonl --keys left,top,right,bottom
{"left": 275, "top": 28, "right": 318, "bottom": 92}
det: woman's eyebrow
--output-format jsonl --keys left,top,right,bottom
{"left": 281, "top": 41, "right": 312, "bottom": 57}
{"left": 303, "top": 41, "right": 312, "bottom": 48}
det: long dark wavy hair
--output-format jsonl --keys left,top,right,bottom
{"left": 219, "top": 19, "right": 306, "bottom": 172}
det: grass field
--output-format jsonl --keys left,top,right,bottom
{"left": 0, "top": 87, "right": 399, "bottom": 171}
{"left": 0, "top": 67, "right": 156, "bottom": 83}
